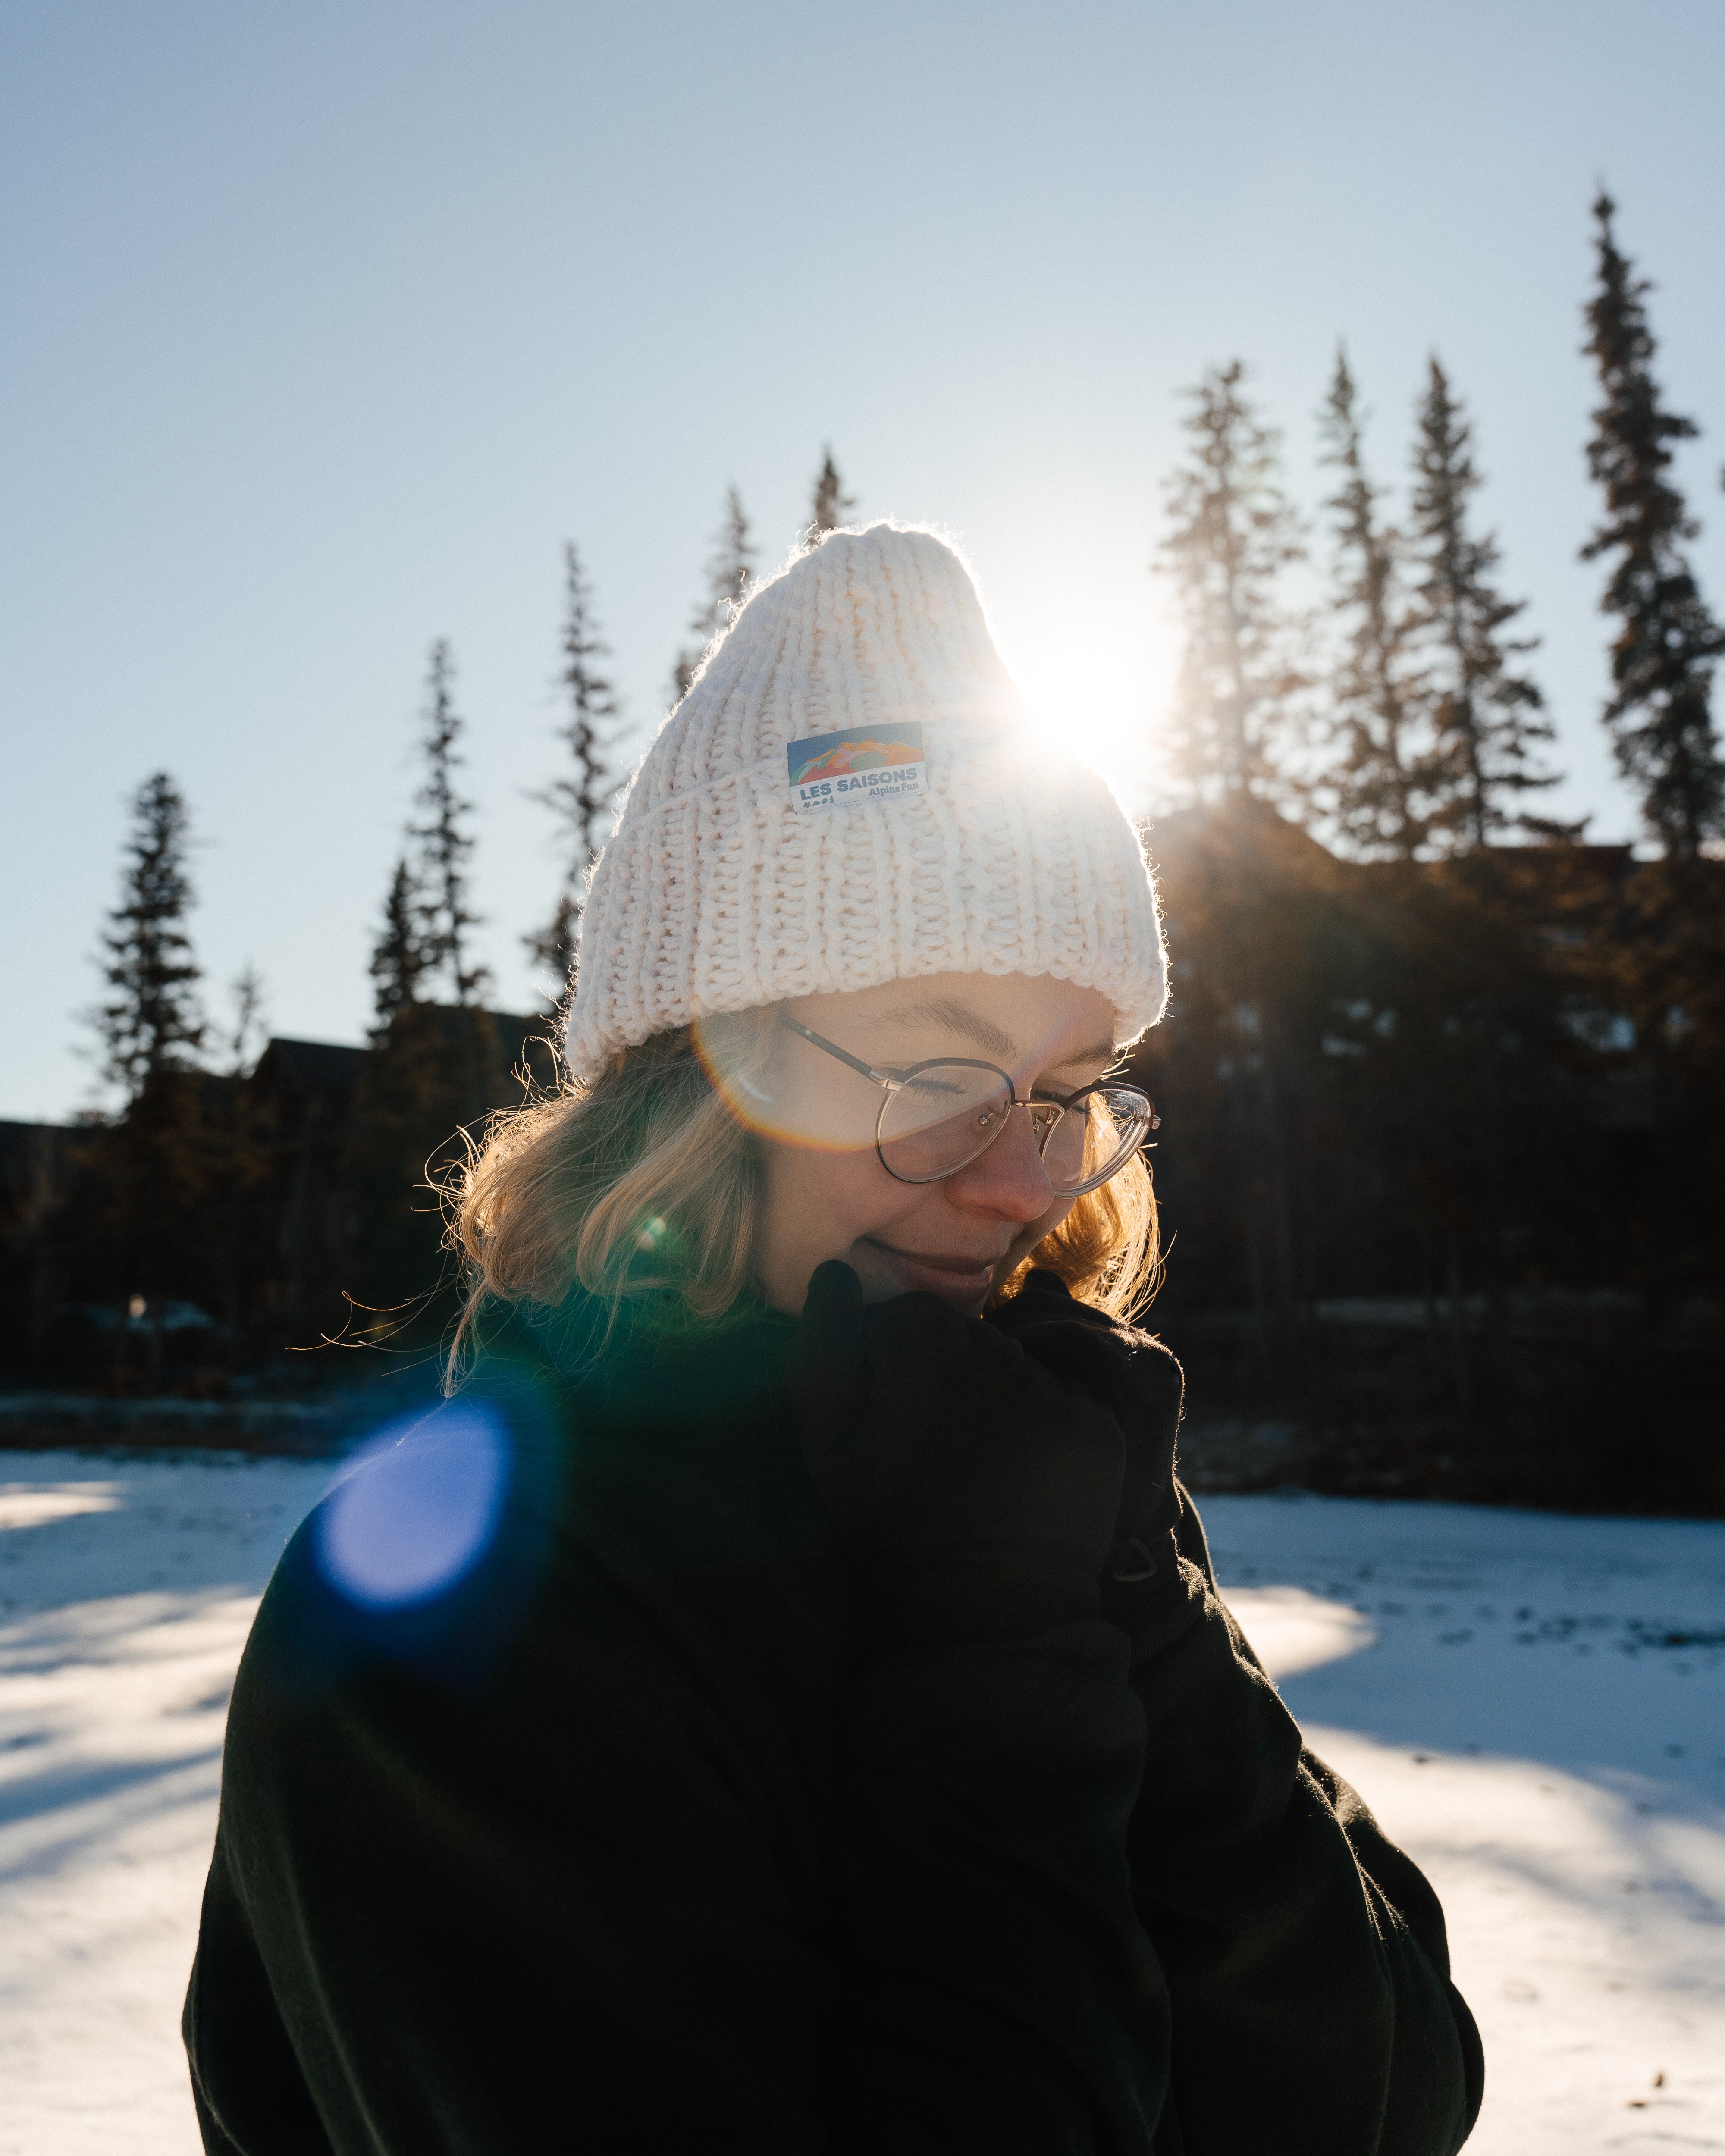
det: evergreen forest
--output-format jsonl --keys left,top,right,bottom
{"left": 4, "top": 201, "right": 1720, "bottom": 1514}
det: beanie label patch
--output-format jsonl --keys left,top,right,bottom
{"left": 787, "top": 724, "right": 928, "bottom": 814}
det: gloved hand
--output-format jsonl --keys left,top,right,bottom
{"left": 788, "top": 1260, "right": 1128, "bottom": 1643}
{"left": 988, "top": 1269, "right": 1185, "bottom": 1622}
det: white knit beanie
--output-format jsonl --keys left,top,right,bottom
{"left": 564, "top": 522, "right": 1167, "bottom": 1080}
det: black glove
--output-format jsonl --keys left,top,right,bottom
{"left": 988, "top": 1269, "right": 1184, "bottom": 1620}
{"left": 788, "top": 1261, "right": 1127, "bottom": 1643}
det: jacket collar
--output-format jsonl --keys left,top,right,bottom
{"left": 509, "top": 1279, "right": 796, "bottom": 1429}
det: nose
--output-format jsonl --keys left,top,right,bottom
{"left": 942, "top": 1106, "right": 1055, "bottom": 1223}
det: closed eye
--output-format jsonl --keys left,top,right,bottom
{"left": 894, "top": 1069, "right": 971, "bottom": 1101}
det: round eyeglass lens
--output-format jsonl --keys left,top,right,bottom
{"left": 878, "top": 1069, "right": 1157, "bottom": 1192}
{"left": 877, "top": 1062, "right": 1015, "bottom": 1182}
{"left": 1041, "top": 1084, "right": 1157, "bottom": 1197}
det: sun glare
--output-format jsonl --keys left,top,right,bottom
{"left": 1004, "top": 625, "right": 1176, "bottom": 810}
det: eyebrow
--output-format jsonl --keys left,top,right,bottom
{"left": 877, "top": 998, "right": 1018, "bottom": 1062}
{"left": 1057, "top": 1039, "right": 1118, "bottom": 1072}
{"left": 877, "top": 1001, "right": 1117, "bottom": 1077}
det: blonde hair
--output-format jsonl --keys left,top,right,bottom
{"left": 448, "top": 1018, "right": 1159, "bottom": 1375}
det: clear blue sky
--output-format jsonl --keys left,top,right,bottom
{"left": 6, "top": 0, "right": 1723, "bottom": 1120}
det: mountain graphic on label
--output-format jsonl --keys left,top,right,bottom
{"left": 787, "top": 724, "right": 925, "bottom": 788}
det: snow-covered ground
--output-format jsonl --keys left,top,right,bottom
{"left": 1205, "top": 1497, "right": 1725, "bottom": 2153}
{"left": 1, "top": 1450, "right": 1721, "bottom": 2154}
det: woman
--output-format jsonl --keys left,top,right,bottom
{"left": 185, "top": 525, "right": 1483, "bottom": 2153}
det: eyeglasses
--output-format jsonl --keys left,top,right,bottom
{"left": 778, "top": 1014, "right": 1158, "bottom": 1196}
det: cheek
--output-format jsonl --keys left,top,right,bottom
{"left": 754, "top": 1139, "right": 931, "bottom": 1309}
{"left": 760, "top": 1140, "right": 919, "bottom": 1248}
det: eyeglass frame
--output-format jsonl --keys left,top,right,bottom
{"left": 777, "top": 1013, "right": 1159, "bottom": 1194}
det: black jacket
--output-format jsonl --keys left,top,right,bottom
{"left": 185, "top": 1292, "right": 1483, "bottom": 2154}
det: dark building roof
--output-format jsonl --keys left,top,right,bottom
{"left": 254, "top": 1012, "right": 560, "bottom": 1106}
{"left": 254, "top": 1037, "right": 367, "bottom": 1097}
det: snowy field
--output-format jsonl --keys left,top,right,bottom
{"left": 1, "top": 1449, "right": 1722, "bottom": 2155}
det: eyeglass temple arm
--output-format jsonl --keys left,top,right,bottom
{"left": 777, "top": 1013, "right": 898, "bottom": 1089}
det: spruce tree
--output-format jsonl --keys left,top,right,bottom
{"left": 1317, "top": 348, "right": 1427, "bottom": 858}
{"left": 226, "top": 963, "right": 270, "bottom": 1074}
{"left": 809, "top": 446, "right": 856, "bottom": 539}
{"left": 94, "top": 771, "right": 205, "bottom": 1101}
{"left": 673, "top": 488, "right": 756, "bottom": 702}
{"left": 527, "top": 542, "right": 622, "bottom": 1001}
{"left": 410, "top": 639, "right": 490, "bottom": 1009}
{"left": 82, "top": 773, "right": 213, "bottom": 1329}
{"left": 369, "top": 857, "right": 430, "bottom": 1035}
{"left": 347, "top": 648, "right": 500, "bottom": 1328}
{"left": 1157, "top": 362, "right": 1307, "bottom": 802}
{"left": 1408, "top": 358, "right": 1569, "bottom": 850}
{"left": 1581, "top": 191, "right": 1725, "bottom": 857}
{"left": 353, "top": 834, "right": 480, "bottom": 1328}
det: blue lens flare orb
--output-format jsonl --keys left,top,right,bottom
{"left": 315, "top": 1404, "right": 510, "bottom": 1611}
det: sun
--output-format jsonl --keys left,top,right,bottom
{"left": 1002, "top": 622, "right": 1178, "bottom": 811}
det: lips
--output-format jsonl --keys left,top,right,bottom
{"left": 864, "top": 1238, "right": 1006, "bottom": 1302}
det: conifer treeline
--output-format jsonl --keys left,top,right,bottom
{"left": 1162, "top": 344, "right": 1574, "bottom": 849}
{"left": 25, "top": 196, "right": 1720, "bottom": 1465}
{"left": 85, "top": 191, "right": 1725, "bottom": 1122}
{"left": 1161, "top": 193, "right": 1724, "bottom": 860}
{"left": 79, "top": 447, "right": 857, "bottom": 1124}
{"left": 369, "top": 451, "right": 839, "bottom": 1042}
{"left": 1582, "top": 194, "right": 1725, "bottom": 858}
{"left": 22, "top": 454, "right": 856, "bottom": 1376}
